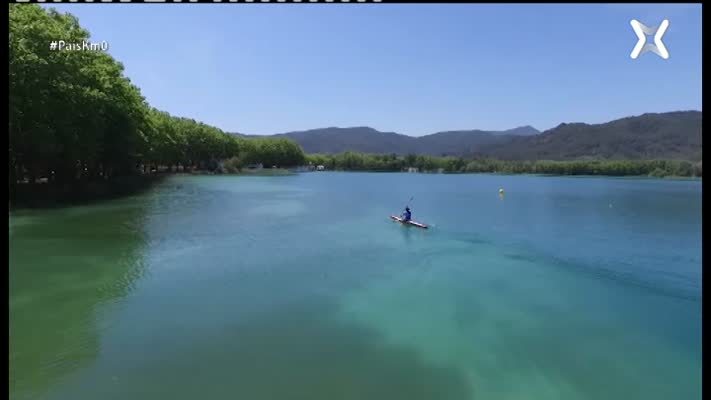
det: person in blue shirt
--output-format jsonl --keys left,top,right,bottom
{"left": 402, "top": 206, "right": 412, "bottom": 222}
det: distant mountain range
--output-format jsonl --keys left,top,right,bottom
{"left": 474, "top": 111, "right": 702, "bottom": 161}
{"left": 233, "top": 111, "right": 701, "bottom": 161}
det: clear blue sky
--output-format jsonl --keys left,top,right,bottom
{"left": 43, "top": 4, "right": 701, "bottom": 136}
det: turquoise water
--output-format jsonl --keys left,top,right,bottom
{"left": 10, "top": 173, "right": 702, "bottom": 399}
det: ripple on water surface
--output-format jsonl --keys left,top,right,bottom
{"left": 9, "top": 174, "right": 701, "bottom": 400}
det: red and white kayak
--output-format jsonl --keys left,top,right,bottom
{"left": 390, "top": 215, "right": 429, "bottom": 229}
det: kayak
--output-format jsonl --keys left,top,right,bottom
{"left": 390, "top": 215, "right": 429, "bottom": 229}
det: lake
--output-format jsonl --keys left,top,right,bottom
{"left": 9, "top": 172, "right": 702, "bottom": 400}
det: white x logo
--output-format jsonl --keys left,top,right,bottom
{"left": 630, "top": 19, "right": 670, "bottom": 59}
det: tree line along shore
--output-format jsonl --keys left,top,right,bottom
{"left": 9, "top": 5, "right": 701, "bottom": 208}
{"left": 304, "top": 153, "right": 701, "bottom": 177}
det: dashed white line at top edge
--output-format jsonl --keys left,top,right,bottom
{"left": 23, "top": 0, "right": 390, "bottom": 3}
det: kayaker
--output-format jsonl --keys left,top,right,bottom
{"left": 402, "top": 206, "right": 412, "bottom": 222}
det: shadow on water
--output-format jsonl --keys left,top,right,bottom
{"left": 392, "top": 219, "right": 434, "bottom": 244}
{"left": 10, "top": 188, "right": 475, "bottom": 400}
{"left": 451, "top": 285, "right": 701, "bottom": 400}
{"left": 9, "top": 199, "right": 150, "bottom": 400}
{"left": 55, "top": 299, "right": 475, "bottom": 400}
{"left": 10, "top": 174, "right": 169, "bottom": 210}
{"left": 398, "top": 223, "right": 413, "bottom": 243}
{"left": 503, "top": 249, "right": 700, "bottom": 303}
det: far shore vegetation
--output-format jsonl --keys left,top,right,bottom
{"left": 304, "top": 153, "right": 702, "bottom": 178}
{"left": 9, "top": 5, "right": 701, "bottom": 209}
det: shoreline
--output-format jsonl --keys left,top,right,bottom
{"left": 297, "top": 170, "right": 702, "bottom": 181}
{"left": 11, "top": 169, "right": 699, "bottom": 211}
{"left": 187, "top": 168, "right": 702, "bottom": 180}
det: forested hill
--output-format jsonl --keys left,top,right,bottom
{"left": 474, "top": 111, "right": 702, "bottom": 161}
{"left": 266, "top": 127, "right": 418, "bottom": 155}
{"left": 237, "top": 126, "right": 541, "bottom": 156}
{"left": 237, "top": 112, "right": 702, "bottom": 161}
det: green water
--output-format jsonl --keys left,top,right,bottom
{"left": 10, "top": 173, "right": 701, "bottom": 400}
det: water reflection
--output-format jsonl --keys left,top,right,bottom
{"left": 9, "top": 200, "right": 150, "bottom": 400}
